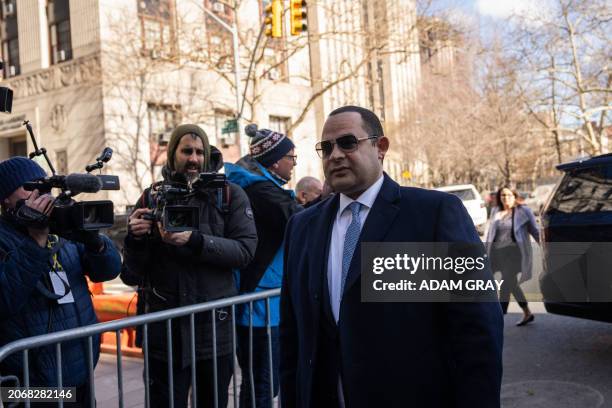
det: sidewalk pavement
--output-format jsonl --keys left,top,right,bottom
{"left": 94, "top": 354, "right": 269, "bottom": 407}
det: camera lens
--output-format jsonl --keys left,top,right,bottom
{"left": 82, "top": 205, "right": 98, "bottom": 224}
{"left": 168, "top": 212, "right": 186, "bottom": 227}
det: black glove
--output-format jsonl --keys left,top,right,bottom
{"left": 61, "top": 230, "right": 105, "bottom": 253}
{"left": 8, "top": 199, "right": 49, "bottom": 230}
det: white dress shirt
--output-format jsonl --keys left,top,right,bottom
{"left": 327, "top": 174, "right": 384, "bottom": 323}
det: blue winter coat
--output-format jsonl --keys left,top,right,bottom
{"left": 225, "top": 156, "right": 302, "bottom": 327}
{"left": 0, "top": 217, "right": 121, "bottom": 387}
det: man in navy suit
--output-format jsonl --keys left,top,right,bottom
{"left": 279, "top": 106, "right": 504, "bottom": 408}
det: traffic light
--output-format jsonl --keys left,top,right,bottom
{"left": 264, "top": 0, "right": 282, "bottom": 38}
{"left": 290, "top": 0, "right": 307, "bottom": 36}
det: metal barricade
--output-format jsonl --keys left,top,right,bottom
{"left": 0, "top": 288, "right": 281, "bottom": 408}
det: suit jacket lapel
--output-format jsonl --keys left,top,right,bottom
{"left": 342, "top": 175, "right": 401, "bottom": 296}
{"left": 308, "top": 194, "right": 339, "bottom": 325}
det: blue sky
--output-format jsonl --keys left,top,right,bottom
{"left": 425, "top": 0, "right": 558, "bottom": 45}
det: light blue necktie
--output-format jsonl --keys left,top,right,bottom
{"left": 341, "top": 202, "right": 363, "bottom": 296}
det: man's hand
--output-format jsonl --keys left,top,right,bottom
{"left": 128, "top": 208, "right": 154, "bottom": 237}
{"left": 157, "top": 222, "right": 192, "bottom": 246}
{"left": 25, "top": 189, "right": 54, "bottom": 215}
{"left": 24, "top": 190, "right": 53, "bottom": 247}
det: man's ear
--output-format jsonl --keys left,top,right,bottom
{"left": 296, "top": 191, "right": 304, "bottom": 203}
{"left": 377, "top": 136, "right": 390, "bottom": 160}
{"left": 272, "top": 162, "right": 279, "bottom": 169}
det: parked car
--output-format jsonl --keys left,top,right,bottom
{"left": 435, "top": 184, "right": 488, "bottom": 234}
{"left": 525, "top": 184, "right": 556, "bottom": 215}
{"left": 517, "top": 191, "right": 530, "bottom": 202}
{"left": 539, "top": 154, "right": 612, "bottom": 323}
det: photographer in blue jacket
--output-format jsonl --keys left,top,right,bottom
{"left": 225, "top": 125, "right": 302, "bottom": 408}
{"left": 0, "top": 157, "right": 121, "bottom": 406}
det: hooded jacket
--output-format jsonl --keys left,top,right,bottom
{"left": 225, "top": 155, "right": 302, "bottom": 326}
{"left": 0, "top": 217, "right": 121, "bottom": 387}
{"left": 121, "top": 146, "right": 258, "bottom": 366}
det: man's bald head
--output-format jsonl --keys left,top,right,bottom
{"left": 296, "top": 176, "right": 323, "bottom": 205}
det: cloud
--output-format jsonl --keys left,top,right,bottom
{"left": 446, "top": 7, "right": 479, "bottom": 32}
{"left": 475, "top": 0, "right": 559, "bottom": 30}
{"left": 476, "top": 0, "right": 553, "bottom": 22}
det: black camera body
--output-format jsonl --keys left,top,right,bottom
{"left": 192, "top": 172, "right": 227, "bottom": 190}
{"left": 144, "top": 184, "right": 200, "bottom": 233}
{"left": 145, "top": 172, "right": 228, "bottom": 233}
{"left": 22, "top": 173, "right": 120, "bottom": 234}
{"left": 50, "top": 200, "right": 115, "bottom": 232}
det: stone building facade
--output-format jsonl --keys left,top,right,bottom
{"left": 0, "top": 0, "right": 422, "bottom": 208}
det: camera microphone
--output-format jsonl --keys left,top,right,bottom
{"left": 24, "top": 173, "right": 110, "bottom": 194}
{"left": 65, "top": 173, "right": 103, "bottom": 193}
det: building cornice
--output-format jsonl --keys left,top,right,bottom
{"left": 4, "top": 54, "right": 102, "bottom": 99}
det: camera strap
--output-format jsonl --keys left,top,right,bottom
{"left": 135, "top": 188, "right": 154, "bottom": 313}
{"left": 217, "top": 184, "right": 231, "bottom": 214}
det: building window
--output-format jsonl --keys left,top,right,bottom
{"left": 9, "top": 135, "right": 26, "bottom": 157}
{"left": 55, "top": 149, "right": 68, "bottom": 174}
{"left": 204, "top": 0, "right": 235, "bottom": 71}
{"left": 47, "top": 0, "right": 72, "bottom": 64}
{"left": 205, "top": 0, "right": 235, "bottom": 25}
{"left": 138, "top": 0, "right": 176, "bottom": 59}
{"left": 1, "top": 0, "right": 19, "bottom": 77}
{"left": 147, "top": 103, "right": 180, "bottom": 167}
{"left": 269, "top": 115, "right": 290, "bottom": 136}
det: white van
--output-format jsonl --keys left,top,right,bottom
{"left": 435, "top": 184, "right": 488, "bottom": 234}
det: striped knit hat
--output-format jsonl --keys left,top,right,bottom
{"left": 245, "top": 124, "right": 295, "bottom": 167}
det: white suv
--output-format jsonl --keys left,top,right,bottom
{"left": 435, "top": 184, "right": 488, "bottom": 234}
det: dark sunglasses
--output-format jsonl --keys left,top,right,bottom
{"left": 315, "top": 134, "right": 378, "bottom": 158}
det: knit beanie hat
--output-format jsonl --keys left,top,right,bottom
{"left": 166, "top": 124, "right": 211, "bottom": 172}
{"left": 0, "top": 157, "right": 47, "bottom": 201}
{"left": 245, "top": 124, "right": 295, "bottom": 168}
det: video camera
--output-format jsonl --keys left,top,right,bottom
{"left": 0, "top": 78, "right": 120, "bottom": 235}
{"left": 145, "top": 172, "right": 228, "bottom": 232}
{"left": 20, "top": 124, "right": 120, "bottom": 234}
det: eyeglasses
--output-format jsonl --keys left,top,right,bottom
{"left": 284, "top": 154, "right": 297, "bottom": 165}
{"left": 315, "top": 134, "right": 379, "bottom": 159}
